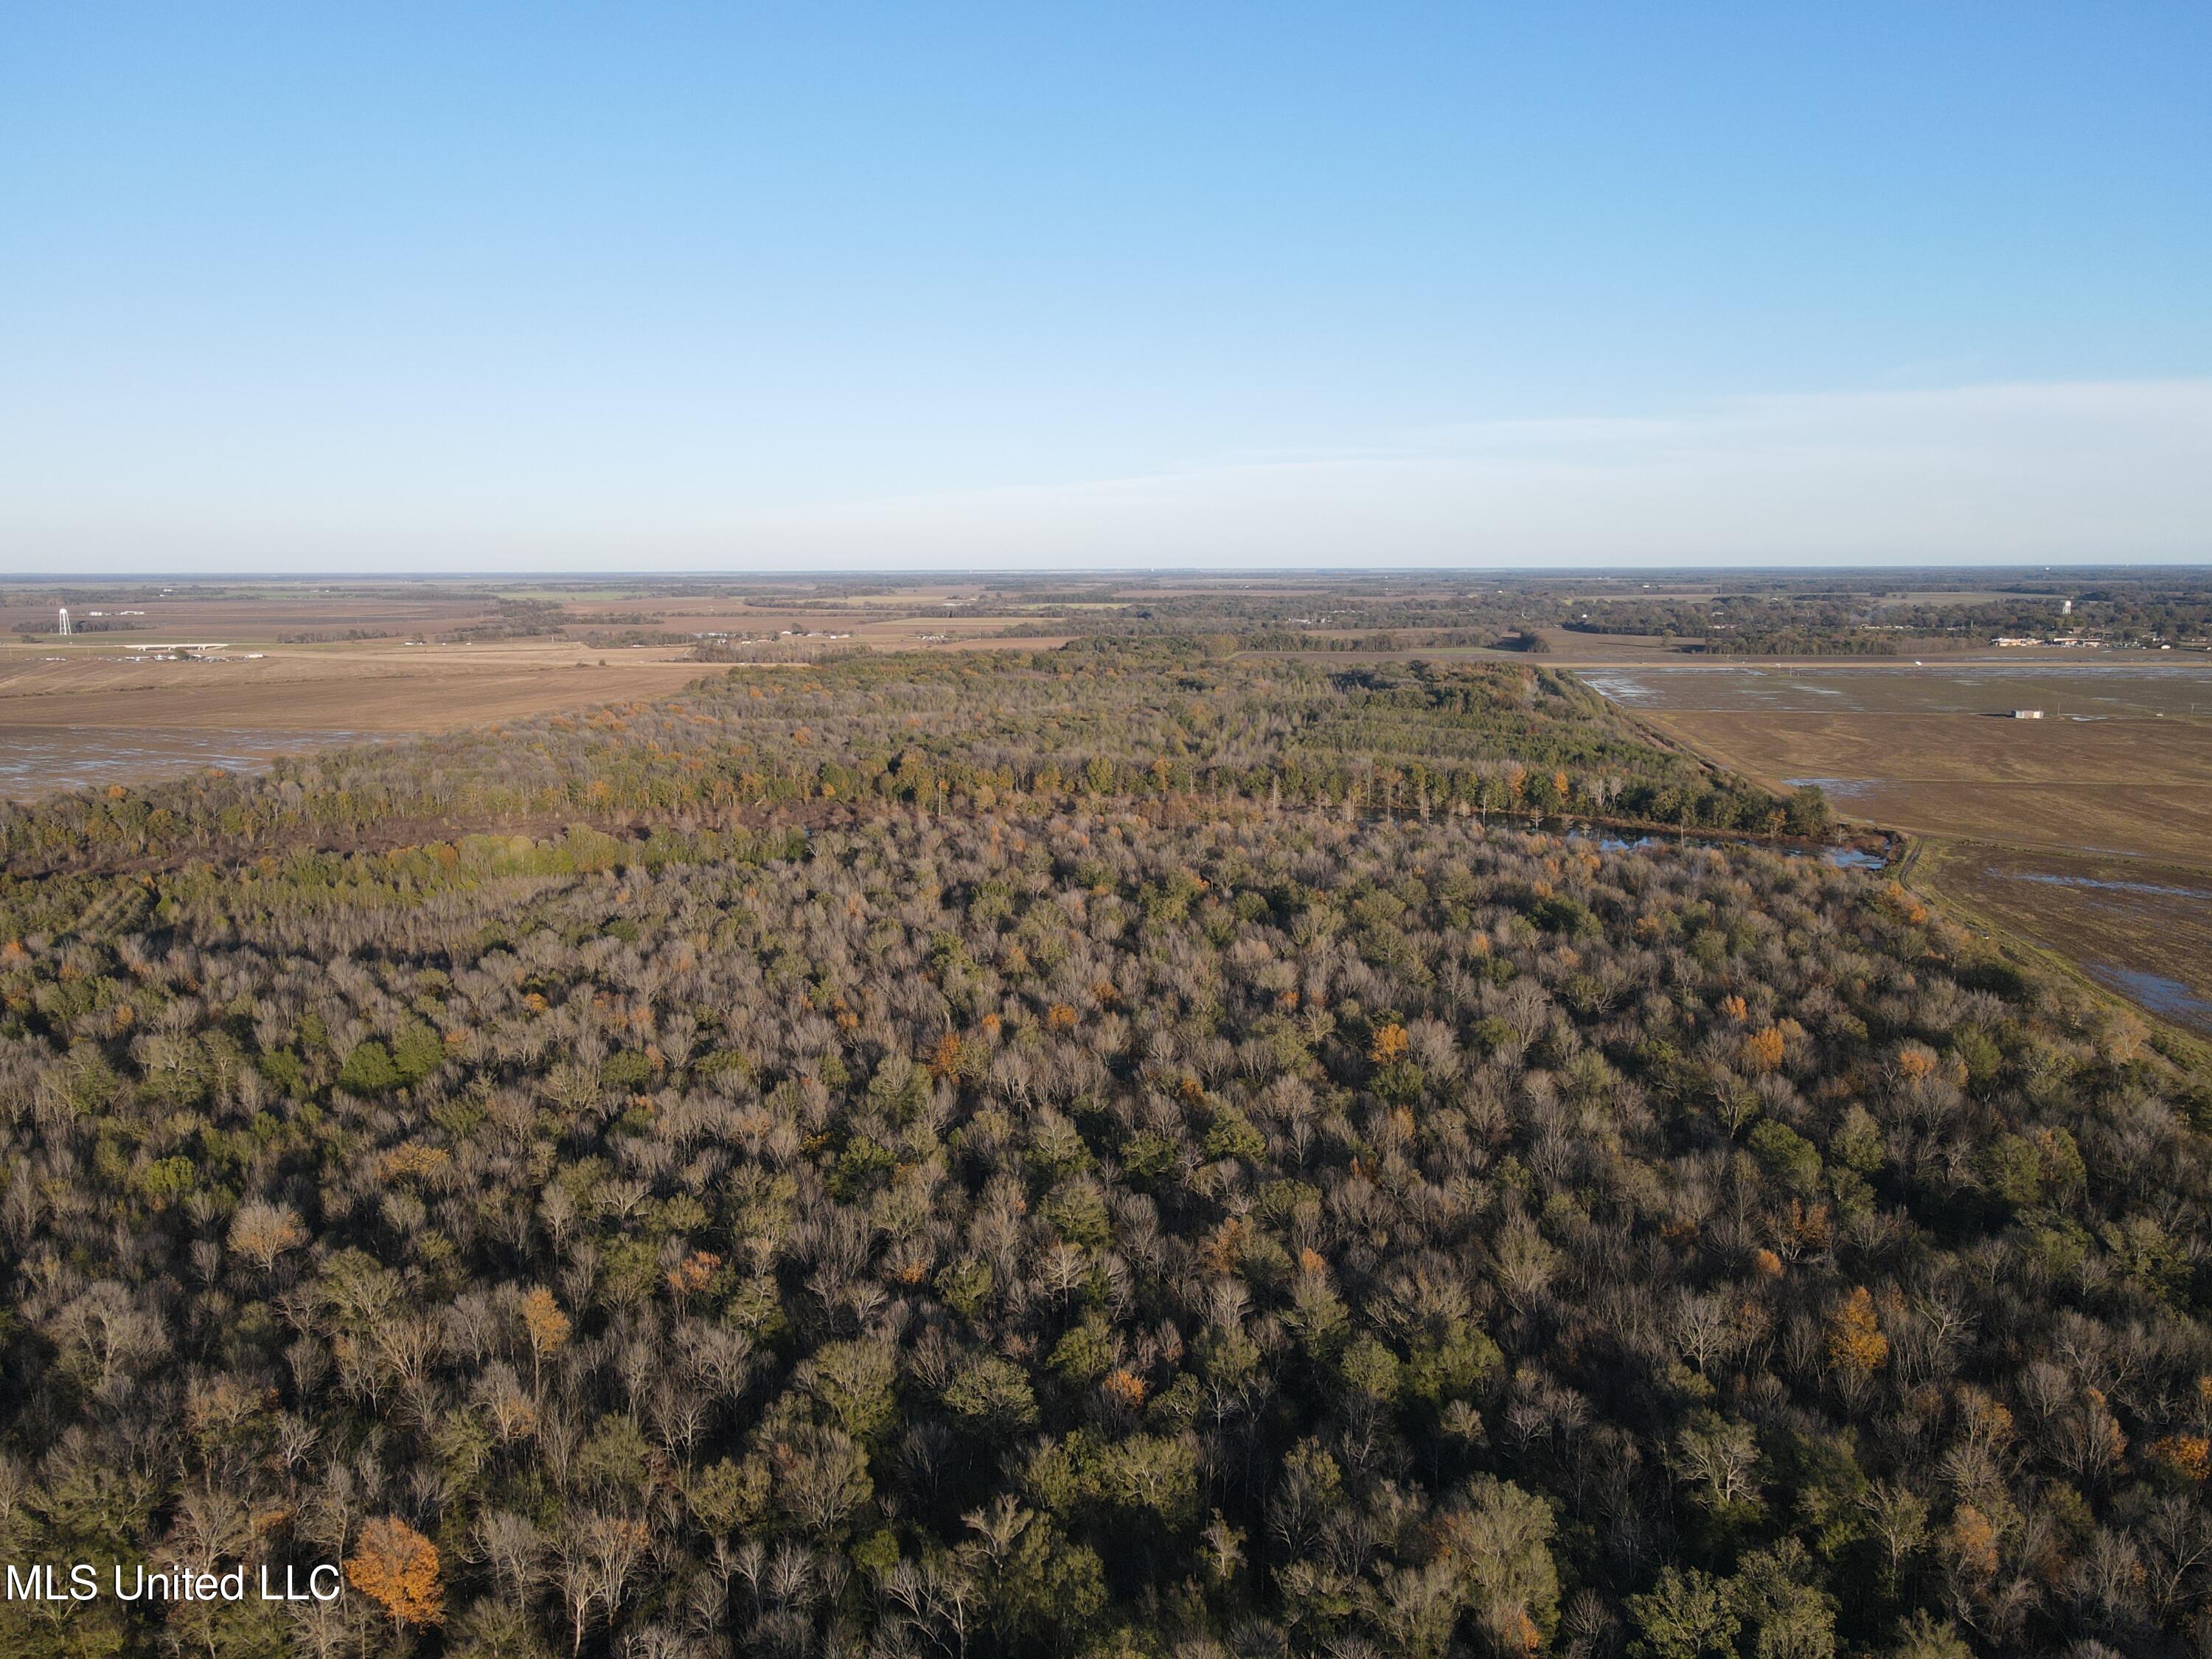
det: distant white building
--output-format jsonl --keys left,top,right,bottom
{"left": 2011, "top": 709, "right": 2044, "bottom": 720}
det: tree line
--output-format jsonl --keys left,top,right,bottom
{"left": 0, "top": 650, "right": 1832, "bottom": 879}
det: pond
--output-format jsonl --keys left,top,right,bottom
{"left": 1568, "top": 832, "right": 1888, "bottom": 871}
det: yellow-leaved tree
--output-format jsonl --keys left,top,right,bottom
{"left": 1826, "top": 1287, "right": 1889, "bottom": 1377}
{"left": 521, "top": 1285, "right": 571, "bottom": 1392}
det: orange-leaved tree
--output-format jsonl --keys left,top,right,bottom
{"left": 346, "top": 1516, "right": 443, "bottom": 1628}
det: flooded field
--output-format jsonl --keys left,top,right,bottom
{"left": 1916, "top": 841, "right": 2212, "bottom": 1036}
{"left": 1581, "top": 660, "right": 2212, "bottom": 863}
{"left": 0, "top": 726, "right": 360, "bottom": 801}
{"left": 2099, "top": 968, "right": 2212, "bottom": 1028}
{"left": 1580, "top": 660, "right": 2212, "bottom": 1035}
{"left": 1577, "top": 658, "right": 2212, "bottom": 719}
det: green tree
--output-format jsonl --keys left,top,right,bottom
{"left": 1442, "top": 1476, "right": 1560, "bottom": 1651}
{"left": 1629, "top": 1566, "right": 1741, "bottom": 1659}
{"left": 336, "top": 1039, "right": 401, "bottom": 1095}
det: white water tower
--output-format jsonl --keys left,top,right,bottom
{"left": 57, "top": 607, "right": 71, "bottom": 636}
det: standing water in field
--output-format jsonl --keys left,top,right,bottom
{"left": 1567, "top": 831, "right": 1888, "bottom": 870}
{"left": 0, "top": 726, "right": 361, "bottom": 801}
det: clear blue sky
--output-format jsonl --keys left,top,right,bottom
{"left": 3, "top": 3, "right": 2207, "bottom": 570}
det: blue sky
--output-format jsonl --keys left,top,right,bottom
{"left": 2, "top": 4, "right": 2207, "bottom": 571}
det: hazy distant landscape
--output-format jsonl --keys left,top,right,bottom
{"left": 13, "top": 571, "right": 2208, "bottom": 1034}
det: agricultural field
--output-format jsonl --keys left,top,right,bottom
{"left": 0, "top": 641, "right": 707, "bottom": 798}
{"left": 0, "top": 581, "right": 1077, "bottom": 798}
{"left": 1587, "top": 662, "right": 2212, "bottom": 862}
{"left": 1913, "top": 841, "right": 2212, "bottom": 1032}
{"left": 1583, "top": 661, "right": 2212, "bottom": 1032}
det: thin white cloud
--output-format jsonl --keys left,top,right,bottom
{"left": 4, "top": 380, "right": 2207, "bottom": 571}
{"left": 728, "top": 380, "right": 2212, "bottom": 569}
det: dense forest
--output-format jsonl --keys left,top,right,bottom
{"left": 0, "top": 651, "right": 1830, "bottom": 878}
{"left": 1558, "top": 599, "right": 1915, "bottom": 658}
{"left": 2, "top": 644, "right": 2209, "bottom": 1658}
